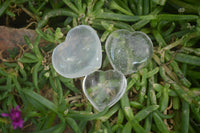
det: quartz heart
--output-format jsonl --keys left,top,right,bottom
{"left": 83, "top": 70, "right": 127, "bottom": 111}
{"left": 105, "top": 30, "right": 153, "bottom": 75}
{"left": 52, "top": 25, "right": 102, "bottom": 78}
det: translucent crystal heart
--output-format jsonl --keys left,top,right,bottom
{"left": 83, "top": 70, "right": 127, "bottom": 111}
{"left": 52, "top": 25, "right": 102, "bottom": 78}
{"left": 105, "top": 30, "right": 153, "bottom": 75}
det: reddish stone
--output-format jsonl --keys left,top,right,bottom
{"left": 0, "top": 26, "right": 40, "bottom": 50}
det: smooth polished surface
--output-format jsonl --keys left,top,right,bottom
{"left": 83, "top": 70, "right": 127, "bottom": 111}
{"left": 106, "top": 30, "right": 153, "bottom": 75}
{"left": 52, "top": 25, "right": 102, "bottom": 78}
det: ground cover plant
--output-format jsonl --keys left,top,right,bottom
{"left": 0, "top": 0, "right": 200, "bottom": 132}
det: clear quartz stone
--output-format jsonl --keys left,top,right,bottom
{"left": 83, "top": 70, "right": 127, "bottom": 111}
{"left": 106, "top": 30, "right": 153, "bottom": 75}
{"left": 52, "top": 25, "right": 102, "bottom": 78}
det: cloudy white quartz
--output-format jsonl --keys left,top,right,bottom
{"left": 52, "top": 25, "right": 102, "bottom": 78}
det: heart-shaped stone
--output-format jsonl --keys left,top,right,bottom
{"left": 105, "top": 30, "right": 153, "bottom": 75}
{"left": 83, "top": 70, "right": 127, "bottom": 111}
{"left": 52, "top": 25, "right": 102, "bottom": 78}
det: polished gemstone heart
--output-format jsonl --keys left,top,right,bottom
{"left": 83, "top": 70, "right": 127, "bottom": 111}
{"left": 105, "top": 30, "right": 153, "bottom": 75}
{"left": 52, "top": 25, "right": 102, "bottom": 78}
